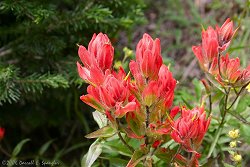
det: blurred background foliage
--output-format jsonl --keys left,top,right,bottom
{"left": 0, "top": 0, "right": 250, "bottom": 166}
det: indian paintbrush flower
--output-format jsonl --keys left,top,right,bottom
{"left": 216, "top": 18, "right": 238, "bottom": 51}
{"left": 77, "top": 33, "right": 114, "bottom": 86}
{"left": 132, "top": 33, "right": 163, "bottom": 82}
{"left": 171, "top": 107, "right": 211, "bottom": 152}
{"left": 193, "top": 18, "right": 249, "bottom": 89}
{"left": 192, "top": 27, "right": 218, "bottom": 71}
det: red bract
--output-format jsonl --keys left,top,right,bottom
{"left": 77, "top": 33, "right": 114, "bottom": 86}
{"left": 216, "top": 18, "right": 238, "bottom": 51}
{"left": 192, "top": 27, "right": 219, "bottom": 71}
{"left": 216, "top": 54, "right": 241, "bottom": 86}
{"left": 135, "top": 33, "right": 163, "bottom": 80}
{"left": 157, "top": 65, "right": 176, "bottom": 108}
{"left": 171, "top": 107, "right": 210, "bottom": 152}
{"left": 80, "top": 71, "right": 136, "bottom": 118}
{"left": 0, "top": 127, "right": 5, "bottom": 140}
{"left": 236, "top": 65, "right": 250, "bottom": 87}
{"left": 208, "top": 54, "right": 250, "bottom": 87}
{"left": 142, "top": 65, "right": 176, "bottom": 108}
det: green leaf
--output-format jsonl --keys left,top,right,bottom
{"left": 102, "top": 136, "right": 134, "bottom": 157}
{"left": 205, "top": 73, "right": 225, "bottom": 93}
{"left": 92, "top": 111, "right": 107, "bottom": 128}
{"left": 207, "top": 127, "right": 223, "bottom": 158}
{"left": 240, "top": 124, "right": 250, "bottom": 144}
{"left": 227, "top": 110, "right": 250, "bottom": 125}
{"left": 212, "top": 89, "right": 224, "bottom": 103}
{"left": 126, "top": 149, "right": 144, "bottom": 167}
{"left": 106, "top": 157, "right": 128, "bottom": 167}
{"left": 235, "top": 95, "right": 249, "bottom": 113}
{"left": 192, "top": 78, "right": 202, "bottom": 101}
{"left": 126, "top": 114, "right": 145, "bottom": 137}
{"left": 181, "top": 96, "right": 193, "bottom": 109}
{"left": 38, "top": 139, "right": 55, "bottom": 156}
{"left": 12, "top": 138, "right": 31, "bottom": 157}
{"left": 222, "top": 162, "right": 235, "bottom": 167}
{"left": 85, "top": 126, "right": 116, "bottom": 139}
{"left": 81, "top": 140, "right": 102, "bottom": 167}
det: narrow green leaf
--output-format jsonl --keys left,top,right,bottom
{"left": 126, "top": 150, "right": 144, "bottom": 167}
{"left": 12, "top": 138, "right": 31, "bottom": 157}
{"left": 85, "top": 126, "right": 116, "bottom": 139}
{"left": 222, "top": 162, "right": 235, "bottom": 167}
{"left": 228, "top": 110, "right": 250, "bottom": 125}
{"left": 38, "top": 139, "right": 55, "bottom": 156}
{"left": 240, "top": 124, "right": 250, "bottom": 144}
{"left": 192, "top": 78, "right": 202, "bottom": 101}
{"left": 207, "top": 127, "right": 222, "bottom": 158}
{"left": 81, "top": 140, "right": 102, "bottom": 167}
{"left": 181, "top": 97, "right": 193, "bottom": 109}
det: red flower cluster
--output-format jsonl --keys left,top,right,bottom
{"left": 171, "top": 107, "right": 210, "bottom": 152}
{"left": 193, "top": 18, "right": 250, "bottom": 88}
{"left": 77, "top": 33, "right": 114, "bottom": 86}
{"left": 77, "top": 33, "right": 136, "bottom": 120}
{"left": 77, "top": 33, "right": 211, "bottom": 166}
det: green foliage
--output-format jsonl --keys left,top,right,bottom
{"left": 0, "top": 65, "right": 69, "bottom": 104}
{"left": 0, "top": 0, "right": 145, "bottom": 165}
{"left": 0, "top": 0, "right": 145, "bottom": 105}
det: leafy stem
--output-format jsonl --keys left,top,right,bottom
{"left": 170, "top": 144, "right": 182, "bottom": 164}
{"left": 226, "top": 82, "right": 249, "bottom": 110}
{"left": 207, "top": 89, "right": 229, "bottom": 158}
{"left": 218, "top": 53, "right": 222, "bottom": 78}
{"left": 116, "top": 119, "right": 135, "bottom": 153}
{"left": 145, "top": 105, "right": 150, "bottom": 146}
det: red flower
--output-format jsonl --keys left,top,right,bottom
{"left": 171, "top": 107, "right": 210, "bottom": 151}
{"left": 208, "top": 54, "right": 250, "bottom": 87}
{"left": 80, "top": 71, "right": 136, "bottom": 118}
{"left": 157, "top": 65, "right": 176, "bottom": 108}
{"left": 77, "top": 33, "right": 114, "bottom": 86}
{"left": 0, "top": 127, "right": 5, "bottom": 140}
{"left": 216, "top": 18, "right": 238, "bottom": 51}
{"left": 192, "top": 27, "right": 219, "bottom": 71}
{"left": 216, "top": 54, "right": 241, "bottom": 85}
{"left": 236, "top": 65, "right": 250, "bottom": 87}
{"left": 135, "top": 33, "right": 163, "bottom": 80}
{"left": 141, "top": 64, "right": 176, "bottom": 108}
{"left": 129, "top": 60, "right": 145, "bottom": 90}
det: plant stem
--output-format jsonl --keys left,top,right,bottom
{"left": 145, "top": 106, "right": 150, "bottom": 146}
{"left": 188, "top": 152, "right": 197, "bottom": 167}
{"left": 117, "top": 132, "right": 134, "bottom": 153}
{"left": 170, "top": 144, "right": 182, "bottom": 164}
{"left": 218, "top": 53, "right": 222, "bottom": 77}
{"left": 116, "top": 119, "right": 135, "bottom": 153}
{"left": 207, "top": 90, "right": 229, "bottom": 158}
{"left": 227, "top": 82, "right": 249, "bottom": 110}
{"left": 208, "top": 93, "right": 212, "bottom": 116}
